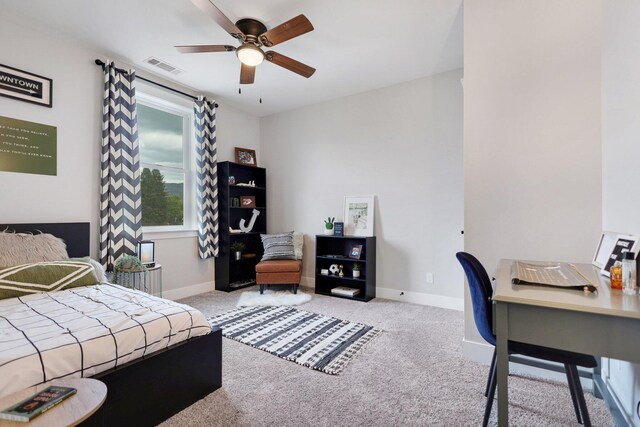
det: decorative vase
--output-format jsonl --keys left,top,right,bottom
{"left": 234, "top": 251, "right": 242, "bottom": 261}
{"left": 324, "top": 228, "right": 334, "bottom": 236}
{"left": 353, "top": 270, "right": 360, "bottom": 278}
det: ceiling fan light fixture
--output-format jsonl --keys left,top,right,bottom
{"left": 236, "top": 44, "right": 264, "bottom": 66}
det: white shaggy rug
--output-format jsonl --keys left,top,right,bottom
{"left": 236, "top": 289, "right": 312, "bottom": 307}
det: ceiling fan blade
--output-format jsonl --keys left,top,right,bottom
{"left": 175, "top": 44, "right": 236, "bottom": 53}
{"left": 265, "top": 51, "right": 315, "bottom": 78}
{"left": 190, "top": 0, "right": 244, "bottom": 41}
{"left": 240, "top": 63, "right": 256, "bottom": 84}
{"left": 259, "top": 14, "right": 313, "bottom": 47}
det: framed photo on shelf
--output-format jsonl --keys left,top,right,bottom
{"left": 235, "top": 147, "right": 257, "bottom": 166}
{"left": 240, "top": 196, "right": 256, "bottom": 208}
{"left": 343, "top": 195, "right": 375, "bottom": 236}
{"left": 600, "top": 233, "right": 639, "bottom": 277}
{"left": 348, "top": 244, "right": 363, "bottom": 259}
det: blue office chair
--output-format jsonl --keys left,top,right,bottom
{"left": 456, "top": 252, "right": 596, "bottom": 427}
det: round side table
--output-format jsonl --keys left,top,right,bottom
{"left": 0, "top": 378, "right": 107, "bottom": 427}
{"left": 109, "top": 264, "right": 163, "bottom": 296}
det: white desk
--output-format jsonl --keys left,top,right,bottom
{"left": 493, "top": 260, "right": 640, "bottom": 426}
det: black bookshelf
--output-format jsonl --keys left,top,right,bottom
{"left": 215, "top": 161, "right": 266, "bottom": 291}
{"left": 315, "top": 235, "right": 376, "bottom": 302}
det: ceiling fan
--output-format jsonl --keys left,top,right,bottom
{"left": 177, "top": 0, "right": 316, "bottom": 85}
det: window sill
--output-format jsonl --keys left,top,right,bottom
{"left": 143, "top": 229, "right": 198, "bottom": 240}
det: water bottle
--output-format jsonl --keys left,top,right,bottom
{"left": 622, "top": 251, "right": 636, "bottom": 295}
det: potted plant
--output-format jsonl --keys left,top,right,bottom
{"left": 324, "top": 217, "right": 335, "bottom": 235}
{"left": 230, "top": 241, "right": 246, "bottom": 261}
{"left": 352, "top": 263, "right": 361, "bottom": 278}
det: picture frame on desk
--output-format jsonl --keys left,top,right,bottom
{"left": 600, "top": 233, "right": 639, "bottom": 277}
{"left": 593, "top": 231, "right": 617, "bottom": 269}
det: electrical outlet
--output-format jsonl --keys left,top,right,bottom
{"left": 426, "top": 273, "right": 434, "bottom": 284}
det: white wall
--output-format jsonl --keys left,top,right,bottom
{"left": 0, "top": 16, "right": 260, "bottom": 297}
{"left": 602, "top": 2, "right": 640, "bottom": 424}
{"left": 260, "top": 69, "right": 464, "bottom": 307}
{"left": 463, "top": 0, "right": 602, "bottom": 359}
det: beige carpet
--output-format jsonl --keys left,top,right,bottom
{"left": 161, "top": 286, "right": 614, "bottom": 427}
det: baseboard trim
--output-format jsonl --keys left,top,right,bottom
{"left": 376, "top": 287, "right": 464, "bottom": 311}
{"left": 300, "top": 277, "right": 463, "bottom": 311}
{"left": 162, "top": 281, "right": 215, "bottom": 301}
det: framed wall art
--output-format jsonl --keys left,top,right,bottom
{"left": 0, "top": 115, "right": 57, "bottom": 175}
{"left": 0, "top": 64, "right": 53, "bottom": 108}
{"left": 343, "top": 195, "right": 375, "bottom": 237}
{"left": 234, "top": 147, "right": 257, "bottom": 166}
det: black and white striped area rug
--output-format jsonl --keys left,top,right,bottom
{"left": 208, "top": 306, "right": 382, "bottom": 375}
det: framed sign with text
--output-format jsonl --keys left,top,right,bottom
{"left": 0, "top": 116, "right": 57, "bottom": 176}
{"left": 0, "top": 64, "right": 53, "bottom": 108}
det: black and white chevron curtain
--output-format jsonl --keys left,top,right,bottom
{"left": 99, "top": 62, "right": 142, "bottom": 270}
{"left": 194, "top": 97, "right": 219, "bottom": 259}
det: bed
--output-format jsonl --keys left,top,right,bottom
{"left": 0, "top": 222, "right": 222, "bottom": 426}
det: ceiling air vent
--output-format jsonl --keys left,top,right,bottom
{"left": 143, "top": 57, "right": 184, "bottom": 75}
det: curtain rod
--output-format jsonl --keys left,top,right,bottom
{"left": 94, "top": 59, "right": 218, "bottom": 108}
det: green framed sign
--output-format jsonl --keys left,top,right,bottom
{"left": 0, "top": 115, "right": 57, "bottom": 176}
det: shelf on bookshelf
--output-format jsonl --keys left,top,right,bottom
{"left": 315, "top": 289, "right": 365, "bottom": 301}
{"left": 230, "top": 231, "right": 264, "bottom": 236}
{"left": 317, "top": 255, "right": 366, "bottom": 263}
{"left": 230, "top": 185, "right": 266, "bottom": 190}
{"left": 316, "top": 274, "right": 366, "bottom": 283}
{"left": 314, "top": 235, "right": 369, "bottom": 240}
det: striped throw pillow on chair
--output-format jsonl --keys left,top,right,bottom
{"left": 260, "top": 232, "right": 296, "bottom": 261}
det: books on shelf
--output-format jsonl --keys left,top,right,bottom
{"left": 0, "top": 386, "right": 77, "bottom": 422}
{"left": 331, "top": 286, "right": 360, "bottom": 297}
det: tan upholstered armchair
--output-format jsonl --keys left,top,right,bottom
{"left": 255, "top": 232, "right": 303, "bottom": 294}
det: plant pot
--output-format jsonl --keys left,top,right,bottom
{"left": 324, "top": 228, "right": 334, "bottom": 236}
{"left": 234, "top": 251, "right": 242, "bottom": 261}
{"left": 353, "top": 270, "right": 360, "bottom": 278}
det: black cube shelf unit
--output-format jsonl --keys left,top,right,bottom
{"left": 215, "top": 161, "right": 266, "bottom": 292}
{"left": 315, "top": 235, "right": 376, "bottom": 302}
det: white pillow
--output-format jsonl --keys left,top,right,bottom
{"left": 0, "top": 232, "right": 69, "bottom": 266}
{"left": 292, "top": 232, "right": 304, "bottom": 260}
{"left": 87, "top": 258, "right": 107, "bottom": 283}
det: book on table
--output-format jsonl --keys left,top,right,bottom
{"left": 0, "top": 386, "right": 77, "bottom": 422}
{"left": 331, "top": 286, "right": 360, "bottom": 297}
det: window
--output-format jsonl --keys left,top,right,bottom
{"left": 137, "top": 90, "right": 195, "bottom": 232}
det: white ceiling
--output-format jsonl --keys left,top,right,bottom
{"left": 2, "top": 0, "right": 463, "bottom": 117}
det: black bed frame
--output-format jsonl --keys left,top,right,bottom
{"left": 1, "top": 223, "right": 222, "bottom": 426}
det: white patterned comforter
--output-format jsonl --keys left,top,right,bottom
{"left": 0, "top": 284, "right": 211, "bottom": 398}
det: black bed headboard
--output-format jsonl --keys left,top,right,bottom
{"left": 0, "top": 222, "right": 90, "bottom": 258}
